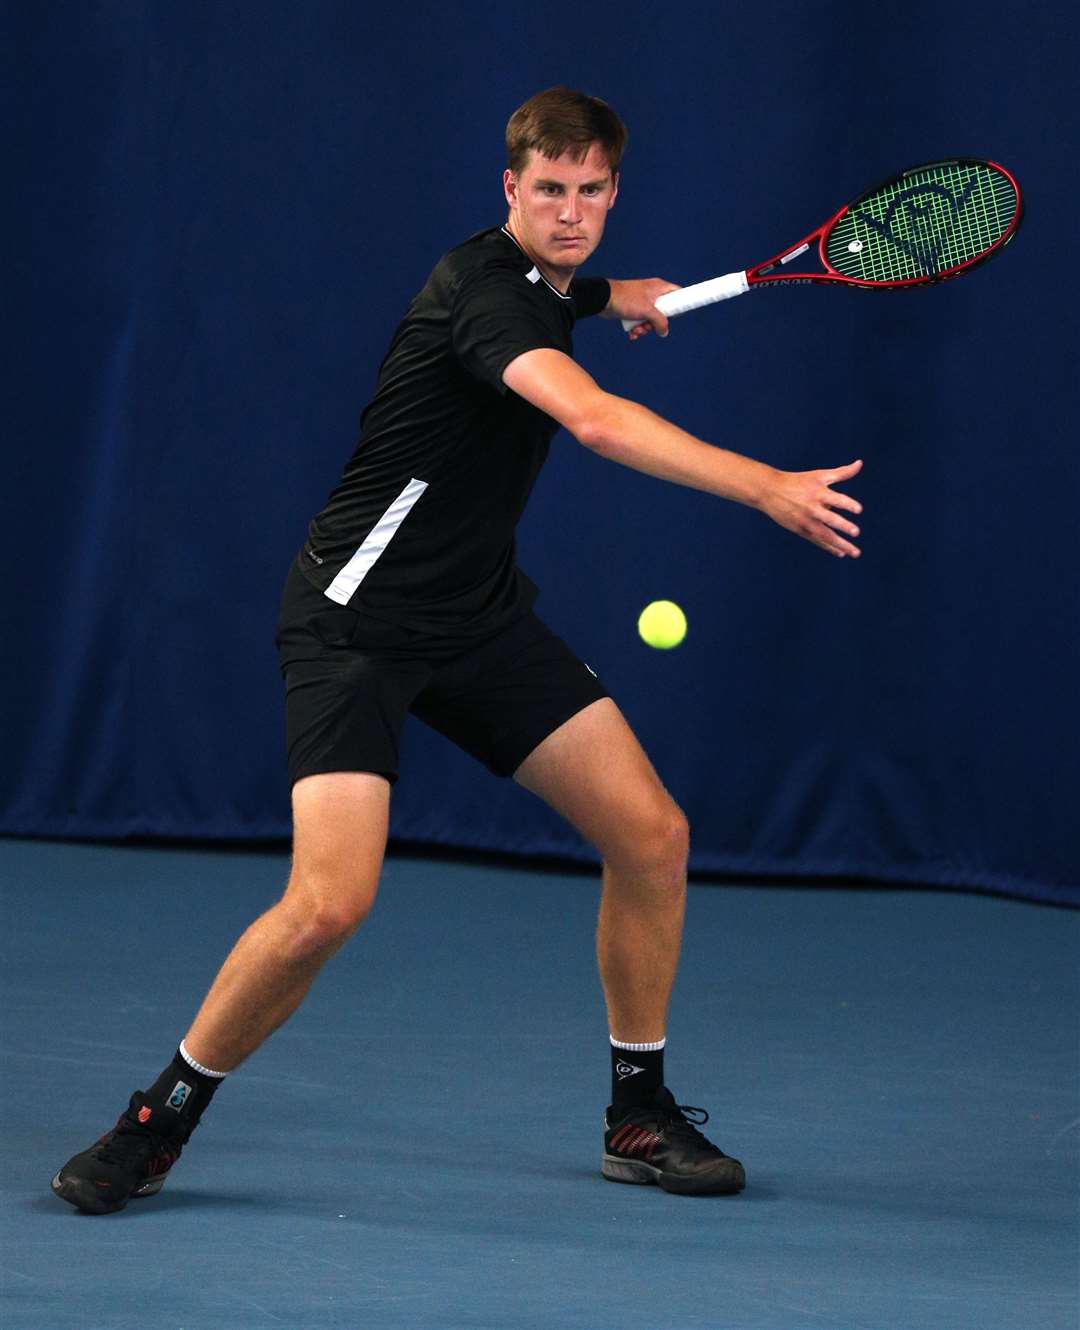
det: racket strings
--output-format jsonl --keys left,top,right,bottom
{"left": 826, "top": 162, "right": 1018, "bottom": 282}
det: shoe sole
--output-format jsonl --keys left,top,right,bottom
{"left": 601, "top": 1153, "right": 745, "bottom": 1195}
{"left": 51, "top": 1170, "right": 168, "bottom": 1215}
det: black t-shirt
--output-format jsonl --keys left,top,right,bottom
{"left": 297, "top": 226, "right": 610, "bottom": 639}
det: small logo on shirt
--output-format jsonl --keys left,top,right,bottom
{"left": 304, "top": 545, "right": 325, "bottom": 566}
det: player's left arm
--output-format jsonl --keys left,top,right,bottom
{"left": 599, "top": 279, "right": 681, "bottom": 341}
{"left": 502, "top": 347, "right": 863, "bottom": 559}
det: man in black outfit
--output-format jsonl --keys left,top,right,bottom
{"left": 53, "top": 87, "right": 863, "bottom": 1212}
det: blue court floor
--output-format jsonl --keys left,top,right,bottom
{"left": 1, "top": 838, "right": 1077, "bottom": 1330}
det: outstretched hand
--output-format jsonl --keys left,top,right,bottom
{"left": 602, "top": 278, "right": 680, "bottom": 340}
{"left": 760, "top": 459, "right": 864, "bottom": 558}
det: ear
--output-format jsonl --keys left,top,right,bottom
{"left": 607, "top": 171, "right": 619, "bottom": 210}
{"left": 503, "top": 168, "right": 518, "bottom": 211}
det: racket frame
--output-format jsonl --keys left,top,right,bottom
{"left": 746, "top": 158, "right": 1024, "bottom": 290}
{"left": 624, "top": 158, "right": 1024, "bottom": 329}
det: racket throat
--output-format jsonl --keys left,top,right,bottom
{"left": 756, "top": 241, "right": 811, "bottom": 276}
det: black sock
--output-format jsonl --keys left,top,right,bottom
{"left": 610, "top": 1037, "right": 665, "bottom": 1112}
{"left": 141, "top": 1045, "right": 225, "bottom": 1133}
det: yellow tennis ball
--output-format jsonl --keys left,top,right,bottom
{"left": 638, "top": 600, "right": 687, "bottom": 649}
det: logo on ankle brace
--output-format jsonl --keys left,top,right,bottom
{"left": 167, "top": 1080, "right": 193, "bottom": 1111}
{"left": 615, "top": 1060, "right": 645, "bottom": 1081}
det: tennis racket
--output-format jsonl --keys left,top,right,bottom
{"left": 622, "top": 158, "right": 1023, "bottom": 331}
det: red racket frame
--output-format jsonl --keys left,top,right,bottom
{"left": 745, "top": 158, "right": 1024, "bottom": 290}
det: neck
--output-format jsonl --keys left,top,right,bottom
{"left": 503, "top": 218, "right": 574, "bottom": 294}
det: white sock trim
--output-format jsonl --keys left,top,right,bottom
{"left": 179, "top": 1039, "right": 229, "bottom": 1079}
{"left": 610, "top": 1035, "right": 666, "bottom": 1052}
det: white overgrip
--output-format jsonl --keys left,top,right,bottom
{"left": 620, "top": 270, "right": 750, "bottom": 331}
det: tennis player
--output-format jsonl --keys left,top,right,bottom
{"left": 53, "top": 87, "right": 863, "bottom": 1212}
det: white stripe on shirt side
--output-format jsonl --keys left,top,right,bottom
{"left": 323, "top": 477, "right": 429, "bottom": 606}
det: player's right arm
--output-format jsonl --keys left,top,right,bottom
{"left": 502, "top": 347, "right": 863, "bottom": 559}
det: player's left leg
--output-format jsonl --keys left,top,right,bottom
{"left": 411, "top": 613, "right": 743, "bottom": 1194}
{"left": 514, "top": 698, "right": 745, "bottom": 1195}
{"left": 515, "top": 697, "right": 686, "bottom": 1043}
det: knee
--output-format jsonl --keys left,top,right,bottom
{"left": 654, "top": 802, "right": 691, "bottom": 876}
{"left": 612, "top": 798, "right": 690, "bottom": 881}
{"left": 277, "top": 868, "right": 376, "bottom": 961}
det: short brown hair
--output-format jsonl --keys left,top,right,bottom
{"left": 506, "top": 86, "right": 628, "bottom": 176}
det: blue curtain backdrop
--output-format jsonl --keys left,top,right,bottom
{"left": 5, "top": 1, "right": 1078, "bottom": 905}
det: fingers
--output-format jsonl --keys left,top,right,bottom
{"left": 815, "top": 501, "right": 861, "bottom": 557}
{"left": 817, "top": 523, "right": 861, "bottom": 558}
{"left": 767, "top": 461, "right": 865, "bottom": 560}
{"left": 823, "top": 458, "right": 863, "bottom": 484}
{"left": 785, "top": 508, "right": 861, "bottom": 559}
{"left": 627, "top": 309, "right": 669, "bottom": 340}
{"left": 820, "top": 460, "right": 864, "bottom": 554}
{"left": 816, "top": 464, "right": 863, "bottom": 543}
{"left": 827, "top": 491, "right": 863, "bottom": 516}
{"left": 818, "top": 505, "right": 860, "bottom": 539}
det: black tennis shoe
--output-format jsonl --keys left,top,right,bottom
{"left": 51, "top": 1092, "right": 192, "bottom": 1214}
{"left": 602, "top": 1086, "right": 745, "bottom": 1195}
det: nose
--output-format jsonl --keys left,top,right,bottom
{"left": 559, "top": 191, "right": 583, "bottom": 225}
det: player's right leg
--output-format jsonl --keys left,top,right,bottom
{"left": 51, "top": 771, "right": 389, "bottom": 1214}
{"left": 182, "top": 771, "right": 390, "bottom": 1070}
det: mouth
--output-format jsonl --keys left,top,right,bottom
{"left": 554, "top": 236, "right": 586, "bottom": 247}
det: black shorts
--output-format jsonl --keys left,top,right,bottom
{"left": 275, "top": 561, "right": 609, "bottom": 787}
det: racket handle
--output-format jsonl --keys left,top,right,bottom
{"left": 620, "top": 271, "right": 750, "bottom": 331}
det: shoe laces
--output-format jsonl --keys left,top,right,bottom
{"left": 658, "top": 1102, "right": 721, "bottom": 1152}
{"left": 94, "top": 1118, "right": 179, "bottom": 1169}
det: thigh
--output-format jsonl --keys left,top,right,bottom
{"left": 286, "top": 771, "right": 392, "bottom": 920}
{"left": 410, "top": 612, "right": 609, "bottom": 779}
{"left": 513, "top": 697, "right": 685, "bottom": 864}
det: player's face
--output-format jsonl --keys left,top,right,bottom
{"left": 503, "top": 142, "right": 618, "bottom": 281}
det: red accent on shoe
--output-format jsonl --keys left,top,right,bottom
{"left": 631, "top": 1128, "right": 654, "bottom": 1156}
{"left": 610, "top": 1123, "right": 635, "bottom": 1151}
{"left": 612, "top": 1123, "right": 657, "bottom": 1157}
{"left": 138, "top": 1106, "right": 152, "bottom": 1124}
{"left": 613, "top": 1125, "right": 663, "bottom": 1160}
